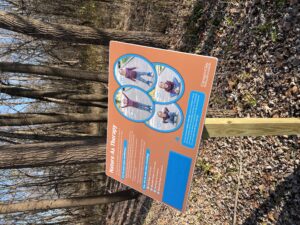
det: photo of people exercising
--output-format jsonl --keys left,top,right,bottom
{"left": 158, "top": 77, "right": 181, "bottom": 97}
{"left": 157, "top": 107, "right": 178, "bottom": 124}
{"left": 115, "top": 55, "right": 156, "bottom": 91}
{"left": 146, "top": 103, "right": 183, "bottom": 132}
{"left": 153, "top": 64, "right": 184, "bottom": 103}
{"left": 114, "top": 87, "right": 154, "bottom": 122}
{"left": 121, "top": 92, "right": 152, "bottom": 113}
{"left": 119, "top": 67, "right": 153, "bottom": 86}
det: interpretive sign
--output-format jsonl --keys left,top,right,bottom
{"left": 106, "top": 41, "right": 217, "bottom": 212}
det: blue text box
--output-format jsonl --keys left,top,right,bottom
{"left": 121, "top": 140, "right": 128, "bottom": 179}
{"left": 182, "top": 91, "right": 206, "bottom": 148}
{"left": 162, "top": 151, "right": 192, "bottom": 211}
{"left": 142, "top": 149, "right": 150, "bottom": 190}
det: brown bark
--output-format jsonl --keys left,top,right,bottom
{"left": 0, "top": 137, "right": 19, "bottom": 144}
{"left": 37, "top": 97, "right": 108, "bottom": 108}
{"left": 0, "top": 137, "right": 106, "bottom": 169}
{"left": 0, "top": 84, "right": 107, "bottom": 107}
{"left": 0, "top": 189, "right": 139, "bottom": 214}
{"left": 0, "top": 10, "right": 168, "bottom": 47}
{"left": 0, "top": 130, "right": 100, "bottom": 142}
{"left": 16, "top": 172, "right": 106, "bottom": 188}
{"left": 0, "top": 112, "right": 107, "bottom": 126}
{"left": 0, "top": 62, "right": 108, "bottom": 83}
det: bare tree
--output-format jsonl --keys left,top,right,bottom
{"left": 0, "top": 61, "right": 108, "bottom": 82}
{"left": 0, "top": 137, "right": 106, "bottom": 169}
{"left": 0, "top": 189, "right": 139, "bottom": 214}
{"left": 0, "top": 112, "right": 107, "bottom": 126}
{"left": 0, "top": 130, "right": 99, "bottom": 142}
{"left": 0, "top": 10, "right": 168, "bottom": 47}
{"left": 0, "top": 83, "right": 108, "bottom": 108}
{"left": 0, "top": 83, "right": 107, "bottom": 101}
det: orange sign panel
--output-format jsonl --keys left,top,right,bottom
{"left": 106, "top": 41, "right": 217, "bottom": 212}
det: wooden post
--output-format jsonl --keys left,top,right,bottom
{"left": 203, "top": 118, "right": 300, "bottom": 138}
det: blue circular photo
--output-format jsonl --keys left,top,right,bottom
{"left": 145, "top": 103, "right": 184, "bottom": 133}
{"left": 114, "top": 54, "right": 157, "bottom": 92}
{"left": 149, "top": 63, "right": 185, "bottom": 104}
{"left": 114, "top": 85, "right": 155, "bottom": 123}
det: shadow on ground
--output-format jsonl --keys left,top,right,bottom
{"left": 179, "top": 0, "right": 227, "bottom": 54}
{"left": 243, "top": 165, "right": 300, "bottom": 225}
{"left": 104, "top": 178, "right": 153, "bottom": 225}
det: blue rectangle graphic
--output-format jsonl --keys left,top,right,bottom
{"left": 182, "top": 91, "right": 206, "bottom": 149}
{"left": 142, "top": 149, "right": 150, "bottom": 190}
{"left": 162, "top": 151, "right": 192, "bottom": 211}
{"left": 121, "top": 140, "right": 128, "bottom": 180}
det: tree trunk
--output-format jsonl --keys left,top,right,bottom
{"left": 16, "top": 172, "right": 106, "bottom": 188}
{"left": 0, "top": 84, "right": 108, "bottom": 102}
{"left": 0, "top": 83, "right": 108, "bottom": 108}
{"left": 0, "top": 62, "right": 108, "bottom": 83}
{"left": 0, "top": 189, "right": 139, "bottom": 214}
{"left": 0, "top": 130, "right": 100, "bottom": 142}
{"left": 0, "top": 137, "right": 19, "bottom": 144}
{"left": 0, "top": 137, "right": 105, "bottom": 169}
{"left": 0, "top": 113, "right": 107, "bottom": 126}
{"left": 0, "top": 11, "right": 168, "bottom": 47}
{"left": 38, "top": 97, "right": 108, "bottom": 108}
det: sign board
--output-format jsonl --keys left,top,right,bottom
{"left": 106, "top": 41, "right": 217, "bottom": 212}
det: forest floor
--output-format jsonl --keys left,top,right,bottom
{"left": 81, "top": 0, "right": 299, "bottom": 224}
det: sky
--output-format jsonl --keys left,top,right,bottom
{"left": 0, "top": 2, "right": 68, "bottom": 223}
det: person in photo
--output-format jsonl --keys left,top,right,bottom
{"left": 158, "top": 77, "right": 181, "bottom": 97}
{"left": 121, "top": 92, "right": 152, "bottom": 113}
{"left": 157, "top": 107, "right": 177, "bottom": 124}
{"left": 119, "top": 67, "right": 153, "bottom": 86}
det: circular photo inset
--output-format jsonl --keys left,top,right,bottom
{"left": 145, "top": 103, "right": 184, "bottom": 132}
{"left": 149, "top": 63, "right": 185, "bottom": 104}
{"left": 114, "top": 86, "right": 155, "bottom": 122}
{"left": 114, "top": 54, "right": 157, "bottom": 91}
